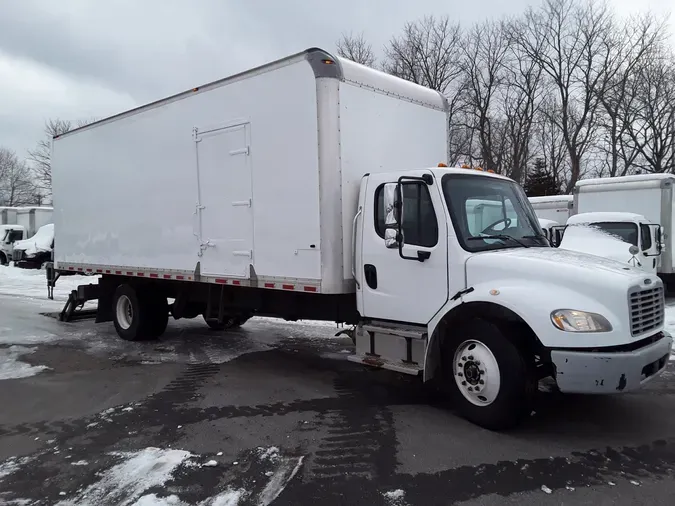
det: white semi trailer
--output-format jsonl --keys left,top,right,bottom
{"left": 49, "top": 48, "right": 671, "bottom": 430}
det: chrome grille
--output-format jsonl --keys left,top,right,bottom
{"left": 629, "top": 286, "right": 664, "bottom": 336}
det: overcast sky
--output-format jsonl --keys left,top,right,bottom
{"left": 0, "top": 0, "right": 672, "bottom": 161}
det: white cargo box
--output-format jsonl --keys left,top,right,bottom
{"left": 52, "top": 48, "right": 449, "bottom": 294}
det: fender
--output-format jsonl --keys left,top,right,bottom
{"left": 423, "top": 279, "right": 627, "bottom": 383}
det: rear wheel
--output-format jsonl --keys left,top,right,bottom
{"left": 444, "top": 318, "right": 536, "bottom": 430}
{"left": 112, "top": 284, "right": 168, "bottom": 341}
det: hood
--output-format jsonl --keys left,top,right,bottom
{"left": 558, "top": 225, "right": 643, "bottom": 270}
{"left": 466, "top": 246, "right": 655, "bottom": 293}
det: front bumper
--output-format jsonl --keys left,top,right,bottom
{"left": 551, "top": 332, "right": 673, "bottom": 394}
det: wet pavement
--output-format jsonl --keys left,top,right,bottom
{"left": 1, "top": 293, "right": 675, "bottom": 505}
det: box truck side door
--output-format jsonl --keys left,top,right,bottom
{"left": 195, "top": 122, "right": 253, "bottom": 278}
{"left": 359, "top": 172, "right": 449, "bottom": 324}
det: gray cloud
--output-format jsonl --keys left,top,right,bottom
{"left": 0, "top": 0, "right": 670, "bottom": 160}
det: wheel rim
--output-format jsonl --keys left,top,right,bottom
{"left": 453, "top": 339, "right": 501, "bottom": 406}
{"left": 116, "top": 295, "right": 134, "bottom": 330}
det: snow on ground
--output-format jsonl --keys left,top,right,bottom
{"left": 0, "top": 264, "right": 100, "bottom": 301}
{"left": 0, "top": 345, "right": 49, "bottom": 380}
{"left": 0, "top": 445, "right": 305, "bottom": 506}
{"left": 56, "top": 447, "right": 193, "bottom": 506}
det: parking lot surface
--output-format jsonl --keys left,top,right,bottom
{"left": 1, "top": 292, "right": 675, "bottom": 505}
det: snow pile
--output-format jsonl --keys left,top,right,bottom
{"left": 383, "top": 489, "right": 407, "bottom": 505}
{"left": 56, "top": 447, "right": 192, "bottom": 506}
{"left": 559, "top": 225, "right": 638, "bottom": 268}
{"left": 13, "top": 223, "right": 54, "bottom": 257}
{"left": 0, "top": 345, "right": 49, "bottom": 380}
{"left": 257, "top": 455, "right": 304, "bottom": 506}
{"left": 0, "top": 264, "right": 100, "bottom": 301}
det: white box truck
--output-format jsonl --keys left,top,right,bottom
{"left": 49, "top": 48, "right": 672, "bottom": 430}
{"left": 574, "top": 175, "right": 672, "bottom": 279}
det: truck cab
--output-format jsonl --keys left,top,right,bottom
{"left": 558, "top": 212, "right": 663, "bottom": 273}
{"left": 0, "top": 225, "right": 27, "bottom": 265}
{"left": 352, "top": 167, "right": 671, "bottom": 428}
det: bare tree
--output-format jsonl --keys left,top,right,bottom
{"left": 458, "top": 21, "right": 509, "bottom": 174}
{"left": 513, "top": 0, "right": 616, "bottom": 192}
{"left": 626, "top": 49, "right": 675, "bottom": 174}
{"left": 500, "top": 22, "right": 545, "bottom": 184}
{"left": 27, "top": 117, "right": 95, "bottom": 200}
{"left": 336, "top": 31, "right": 376, "bottom": 66}
{"left": 0, "top": 148, "right": 37, "bottom": 206}
{"left": 382, "top": 15, "right": 463, "bottom": 93}
{"left": 535, "top": 99, "right": 569, "bottom": 191}
{"left": 595, "top": 13, "right": 668, "bottom": 177}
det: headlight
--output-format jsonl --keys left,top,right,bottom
{"left": 550, "top": 309, "right": 612, "bottom": 332}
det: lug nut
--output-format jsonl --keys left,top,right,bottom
{"left": 475, "top": 360, "right": 481, "bottom": 365}
{"left": 461, "top": 381, "right": 467, "bottom": 386}
{"left": 479, "top": 380, "right": 484, "bottom": 385}
{"left": 468, "top": 355, "right": 474, "bottom": 360}
{"left": 468, "top": 387, "right": 473, "bottom": 392}
{"left": 461, "top": 356, "right": 466, "bottom": 361}
{"left": 457, "top": 372, "right": 463, "bottom": 377}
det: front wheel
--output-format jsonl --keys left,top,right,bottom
{"left": 444, "top": 319, "right": 536, "bottom": 430}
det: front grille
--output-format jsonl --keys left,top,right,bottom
{"left": 629, "top": 286, "right": 665, "bottom": 336}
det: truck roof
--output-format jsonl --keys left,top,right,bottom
{"left": 568, "top": 212, "right": 648, "bottom": 225}
{"left": 528, "top": 195, "right": 573, "bottom": 203}
{"left": 53, "top": 48, "right": 448, "bottom": 141}
{"left": 576, "top": 173, "right": 675, "bottom": 189}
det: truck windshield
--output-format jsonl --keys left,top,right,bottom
{"left": 442, "top": 173, "right": 547, "bottom": 252}
{"left": 586, "top": 222, "right": 638, "bottom": 247}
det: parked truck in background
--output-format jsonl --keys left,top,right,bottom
{"left": 559, "top": 212, "right": 661, "bottom": 273}
{"left": 0, "top": 206, "right": 54, "bottom": 266}
{"left": 574, "top": 175, "right": 672, "bottom": 282}
{"left": 48, "top": 48, "right": 671, "bottom": 430}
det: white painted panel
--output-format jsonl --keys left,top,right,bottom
{"left": 197, "top": 123, "right": 252, "bottom": 278}
{"left": 339, "top": 82, "right": 449, "bottom": 280}
{"left": 577, "top": 188, "right": 662, "bottom": 225}
{"left": 52, "top": 59, "right": 321, "bottom": 281}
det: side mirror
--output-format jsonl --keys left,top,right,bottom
{"left": 629, "top": 245, "right": 640, "bottom": 256}
{"left": 550, "top": 225, "right": 566, "bottom": 248}
{"left": 383, "top": 183, "right": 402, "bottom": 249}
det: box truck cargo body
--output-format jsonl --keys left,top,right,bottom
{"left": 49, "top": 48, "right": 671, "bottom": 430}
{"left": 52, "top": 50, "right": 448, "bottom": 295}
{"left": 528, "top": 195, "right": 573, "bottom": 224}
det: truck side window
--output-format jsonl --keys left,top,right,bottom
{"left": 375, "top": 183, "right": 438, "bottom": 247}
{"left": 640, "top": 224, "right": 652, "bottom": 251}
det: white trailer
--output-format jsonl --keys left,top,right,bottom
{"left": 49, "top": 48, "right": 671, "bottom": 430}
{"left": 528, "top": 195, "right": 573, "bottom": 224}
{"left": 574, "top": 175, "right": 673, "bottom": 277}
{"left": 16, "top": 207, "right": 54, "bottom": 237}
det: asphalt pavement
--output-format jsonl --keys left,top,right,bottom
{"left": 1, "top": 293, "right": 675, "bottom": 505}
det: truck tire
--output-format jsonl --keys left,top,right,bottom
{"left": 112, "top": 284, "right": 167, "bottom": 341}
{"left": 444, "top": 318, "right": 536, "bottom": 430}
{"left": 0, "top": 252, "right": 7, "bottom": 266}
{"left": 144, "top": 288, "right": 169, "bottom": 338}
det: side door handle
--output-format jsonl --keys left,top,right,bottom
{"left": 364, "top": 264, "right": 377, "bottom": 289}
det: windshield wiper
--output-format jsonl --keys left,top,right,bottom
{"left": 467, "top": 234, "right": 530, "bottom": 248}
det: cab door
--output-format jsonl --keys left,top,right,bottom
{"left": 357, "top": 172, "right": 449, "bottom": 324}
